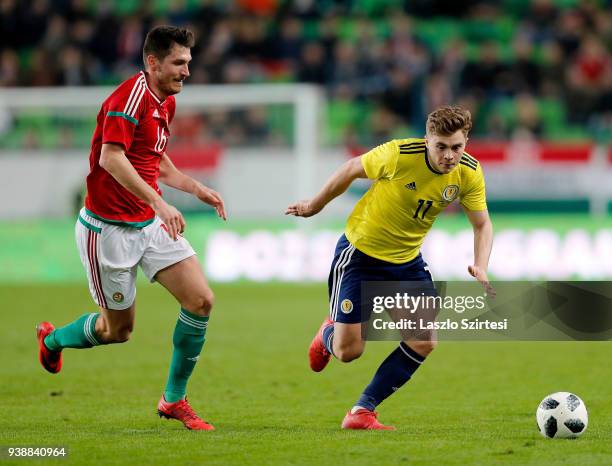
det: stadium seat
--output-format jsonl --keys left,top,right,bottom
{"left": 325, "top": 101, "right": 372, "bottom": 145}
{"left": 414, "top": 20, "right": 459, "bottom": 55}
{"left": 538, "top": 98, "right": 567, "bottom": 135}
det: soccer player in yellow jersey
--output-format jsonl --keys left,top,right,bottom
{"left": 286, "top": 106, "right": 493, "bottom": 430}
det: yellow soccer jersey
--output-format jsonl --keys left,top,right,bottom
{"left": 345, "top": 137, "right": 487, "bottom": 264}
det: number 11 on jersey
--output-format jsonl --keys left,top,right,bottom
{"left": 413, "top": 199, "right": 433, "bottom": 219}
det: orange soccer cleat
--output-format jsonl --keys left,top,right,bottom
{"left": 157, "top": 396, "right": 215, "bottom": 431}
{"left": 36, "top": 322, "right": 62, "bottom": 374}
{"left": 341, "top": 409, "right": 396, "bottom": 430}
{"left": 308, "top": 317, "right": 334, "bottom": 372}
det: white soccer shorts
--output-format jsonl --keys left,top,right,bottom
{"left": 75, "top": 208, "right": 196, "bottom": 310}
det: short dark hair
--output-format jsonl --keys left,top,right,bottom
{"left": 142, "top": 26, "right": 195, "bottom": 64}
{"left": 426, "top": 105, "right": 472, "bottom": 137}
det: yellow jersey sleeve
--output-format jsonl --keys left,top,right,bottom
{"left": 460, "top": 163, "right": 487, "bottom": 211}
{"left": 360, "top": 140, "right": 399, "bottom": 180}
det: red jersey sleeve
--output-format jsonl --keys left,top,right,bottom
{"left": 102, "top": 77, "right": 147, "bottom": 151}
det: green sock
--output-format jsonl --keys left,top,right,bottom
{"left": 164, "top": 308, "right": 209, "bottom": 403}
{"left": 44, "top": 313, "right": 102, "bottom": 351}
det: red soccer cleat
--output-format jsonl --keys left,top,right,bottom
{"left": 308, "top": 317, "right": 334, "bottom": 372}
{"left": 341, "top": 409, "right": 396, "bottom": 430}
{"left": 157, "top": 396, "right": 215, "bottom": 431}
{"left": 36, "top": 322, "right": 62, "bottom": 374}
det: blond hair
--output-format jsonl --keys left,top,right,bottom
{"left": 426, "top": 106, "right": 472, "bottom": 136}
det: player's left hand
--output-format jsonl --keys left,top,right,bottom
{"left": 285, "top": 200, "right": 321, "bottom": 217}
{"left": 468, "top": 265, "right": 496, "bottom": 298}
{"left": 196, "top": 186, "right": 227, "bottom": 221}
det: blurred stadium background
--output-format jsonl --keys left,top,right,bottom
{"left": 0, "top": 0, "right": 610, "bottom": 282}
{"left": 1, "top": 2, "right": 611, "bottom": 464}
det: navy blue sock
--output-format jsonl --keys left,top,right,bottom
{"left": 322, "top": 323, "right": 335, "bottom": 356}
{"left": 354, "top": 342, "right": 425, "bottom": 411}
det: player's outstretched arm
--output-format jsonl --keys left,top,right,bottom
{"left": 159, "top": 153, "right": 227, "bottom": 221}
{"left": 285, "top": 156, "right": 366, "bottom": 217}
{"left": 99, "top": 143, "right": 185, "bottom": 239}
{"left": 464, "top": 208, "right": 495, "bottom": 297}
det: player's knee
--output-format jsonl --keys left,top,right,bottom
{"left": 183, "top": 290, "right": 214, "bottom": 316}
{"left": 334, "top": 344, "right": 364, "bottom": 363}
{"left": 105, "top": 326, "right": 132, "bottom": 343}
{"left": 407, "top": 339, "right": 437, "bottom": 356}
{"left": 112, "top": 329, "right": 131, "bottom": 343}
{"left": 424, "top": 339, "right": 438, "bottom": 354}
{"left": 99, "top": 321, "right": 133, "bottom": 344}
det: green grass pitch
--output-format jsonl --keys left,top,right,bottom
{"left": 1, "top": 283, "right": 610, "bottom": 465}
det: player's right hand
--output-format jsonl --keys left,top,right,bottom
{"left": 152, "top": 199, "right": 185, "bottom": 240}
{"left": 468, "top": 265, "right": 496, "bottom": 298}
{"left": 285, "top": 200, "right": 320, "bottom": 218}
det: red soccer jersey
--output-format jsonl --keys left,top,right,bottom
{"left": 85, "top": 71, "right": 176, "bottom": 226}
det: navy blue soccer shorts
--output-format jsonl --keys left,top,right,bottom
{"left": 327, "top": 234, "right": 435, "bottom": 324}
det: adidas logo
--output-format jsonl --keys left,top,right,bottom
{"left": 152, "top": 109, "right": 160, "bottom": 118}
{"left": 186, "top": 355, "right": 200, "bottom": 362}
{"left": 405, "top": 181, "right": 417, "bottom": 190}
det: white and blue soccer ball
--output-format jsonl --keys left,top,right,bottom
{"left": 536, "top": 392, "right": 588, "bottom": 439}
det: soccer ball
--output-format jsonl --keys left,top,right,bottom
{"left": 536, "top": 392, "right": 588, "bottom": 439}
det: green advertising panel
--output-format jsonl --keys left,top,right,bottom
{"left": 0, "top": 213, "right": 610, "bottom": 283}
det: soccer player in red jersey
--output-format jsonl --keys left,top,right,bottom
{"left": 36, "top": 26, "right": 226, "bottom": 431}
